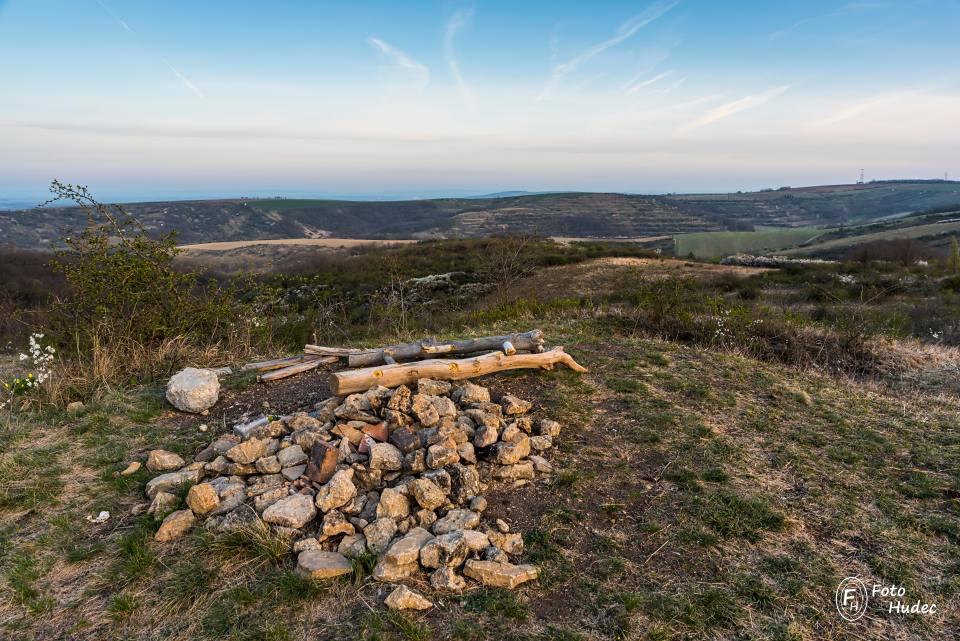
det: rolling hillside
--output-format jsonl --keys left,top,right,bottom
{"left": 2, "top": 181, "right": 959, "bottom": 249}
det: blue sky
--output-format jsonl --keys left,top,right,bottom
{"left": 1, "top": 0, "right": 958, "bottom": 201}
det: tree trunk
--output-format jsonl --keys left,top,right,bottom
{"left": 346, "top": 329, "right": 545, "bottom": 367}
{"left": 330, "top": 346, "right": 586, "bottom": 394}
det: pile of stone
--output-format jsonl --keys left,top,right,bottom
{"left": 142, "top": 378, "right": 561, "bottom": 609}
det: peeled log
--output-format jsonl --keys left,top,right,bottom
{"left": 242, "top": 354, "right": 317, "bottom": 372}
{"left": 331, "top": 346, "right": 587, "bottom": 395}
{"left": 347, "top": 330, "right": 545, "bottom": 368}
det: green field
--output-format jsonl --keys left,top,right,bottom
{"left": 781, "top": 220, "right": 960, "bottom": 256}
{"left": 674, "top": 227, "right": 825, "bottom": 258}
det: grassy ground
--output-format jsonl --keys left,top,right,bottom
{"left": 1, "top": 315, "right": 957, "bottom": 640}
{"left": 674, "top": 228, "right": 826, "bottom": 259}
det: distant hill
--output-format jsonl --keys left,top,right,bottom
{"left": 2, "top": 181, "right": 960, "bottom": 249}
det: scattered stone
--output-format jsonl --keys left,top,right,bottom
{"left": 148, "top": 491, "right": 179, "bottom": 515}
{"left": 376, "top": 487, "right": 410, "bottom": 519}
{"left": 146, "top": 449, "right": 185, "bottom": 472}
{"left": 368, "top": 442, "right": 404, "bottom": 471}
{"left": 384, "top": 585, "right": 432, "bottom": 611}
{"left": 166, "top": 367, "right": 220, "bottom": 413}
{"left": 225, "top": 438, "right": 269, "bottom": 465}
{"left": 496, "top": 518, "right": 510, "bottom": 533}
{"left": 408, "top": 478, "right": 446, "bottom": 511}
{"left": 364, "top": 517, "right": 398, "bottom": 555}
{"left": 418, "top": 378, "right": 452, "bottom": 396}
{"left": 296, "top": 550, "right": 353, "bottom": 579}
{"left": 469, "top": 496, "right": 487, "bottom": 512}
{"left": 118, "top": 461, "right": 141, "bottom": 476}
{"left": 456, "top": 383, "right": 490, "bottom": 405}
{"left": 529, "top": 435, "right": 553, "bottom": 452}
{"left": 420, "top": 531, "right": 469, "bottom": 568}
{"left": 155, "top": 509, "right": 195, "bottom": 542}
{"left": 338, "top": 533, "right": 368, "bottom": 558}
{"left": 263, "top": 493, "right": 316, "bottom": 529}
{"left": 432, "top": 508, "right": 480, "bottom": 535}
{"left": 538, "top": 418, "right": 561, "bottom": 437}
{"left": 431, "top": 567, "right": 467, "bottom": 591}
{"left": 86, "top": 510, "right": 110, "bottom": 524}
{"left": 492, "top": 436, "right": 530, "bottom": 465}
{"left": 320, "top": 510, "right": 355, "bottom": 540}
{"left": 256, "top": 455, "right": 282, "bottom": 474}
{"left": 411, "top": 394, "right": 440, "bottom": 427}
{"left": 186, "top": 483, "right": 220, "bottom": 516}
{"left": 282, "top": 464, "right": 307, "bottom": 481}
{"left": 500, "top": 394, "right": 533, "bottom": 415}
{"left": 529, "top": 455, "right": 553, "bottom": 473}
{"left": 277, "top": 445, "right": 307, "bottom": 467}
{"left": 315, "top": 468, "right": 357, "bottom": 512}
{"left": 145, "top": 468, "right": 201, "bottom": 499}
{"left": 66, "top": 401, "right": 84, "bottom": 413}
{"left": 463, "top": 560, "right": 538, "bottom": 589}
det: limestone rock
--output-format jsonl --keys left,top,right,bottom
{"left": 296, "top": 550, "right": 353, "bottom": 579}
{"left": 420, "top": 531, "right": 469, "bottom": 568}
{"left": 376, "top": 487, "right": 410, "bottom": 520}
{"left": 186, "top": 483, "right": 220, "bottom": 516}
{"left": 529, "top": 455, "right": 553, "bottom": 473}
{"left": 431, "top": 567, "right": 467, "bottom": 591}
{"left": 155, "top": 509, "right": 195, "bottom": 542}
{"left": 148, "top": 491, "right": 179, "bottom": 515}
{"left": 225, "top": 438, "right": 269, "bottom": 465}
{"left": 449, "top": 464, "right": 481, "bottom": 504}
{"left": 146, "top": 449, "right": 185, "bottom": 472}
{"left": 411, "top": 394, "right": 440, "bottom": 427}
{"left": 338, "top": 533, "right": 368, "bottom": 558}
{"left": 418, "top": 378, "right": 452, "bottom": 396}
{"left": 255, "top": 455, "right": 281, "bottom": 474}
{"left": 363, "top": 517, "right": 397, "bottom": 555}
{"left": 277, "top": 445, "right": 307, "bottom": 468}
{"left": 529, "top": 435, "right": 553, "bottom": 452}
{"left": 463, "top": 560, "right": 538, "bottom": 589}
{"left": 263, "top": 493, "right": 316, "bottom": 529}
{"left": 319, "top": 510, "right": 355, "bottom": 541}
{"left": 315, "top": 468, "right": 357, "bottom": 512}
{"left": 426, "top": 442, "right": 459, "bottom": 469}
{"left": 408, "top": 478, "right": 446, "bottom": 511}
{"left": 386, "top": 385, "right": 412, "bottom": 413}
{"left": 118, "top": 461, "right": 141, "bottom": 476}
{"left": 538, "top": 419, "right": 561, "bottom": 437}
{"left": 456, "top": 383, "right": 490, "bottom": 405}
{"left": 145, "top": 468, "right": 201, "bottom": 499}
{"left": 384, "top": 585, "right": 432, "bottom": 611}
{"left": 500, "top": 395, "right": 532, "bottom": 415}
{"left": 462, "top": 529, "right": 490, "bottom": 552}
{"left": 383, "top": 527, "right": 434, "bottom": 566}
{"left": 492, "top": 436, "right": 530, "bottom": 465}
{"left": 368, "top": 443, "right": 404, "bottom": 471}
{"left": 166, "top": 367, "right": 220, "bottom": 413}
{"left": 432, "top": 508, "right": 480, "bottom": 535}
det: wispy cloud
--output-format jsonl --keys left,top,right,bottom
{"left": 444, "top": 8, "right": 475, "bottom": 108}
{"left": 94, "top": 0, "right": 134, "bottom": 33}
{"left": 538, "top": 0, "right": 680, "bottom": 101}
{"left": 810, "top": 93, "right": 900, "bottom": 127}
{"left": 678, "top": 85, "right": 789, "bottom": 133}
{"left": 656, "top": 75, "right": 686, "bottom": 94}
{"left": 770, "top": 2, "right": 889, "bottom": 41}
{"left": 368, "top": 37, "right": 430, "bottom": 87}
{"left": 162, "top": 59, "right": 206, "bottom": 100}
{"left": 625, "top": 69, "right": 675, "bottom": 95}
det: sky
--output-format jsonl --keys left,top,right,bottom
{"left": 1, "top": 0, "right": 959, "bottom": 202}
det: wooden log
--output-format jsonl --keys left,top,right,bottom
{"left": 258, "top": 356, "right": 338, "bottom": 382}
{"left": 304, "top": 345, "right": 378, "bottom": 357}
{"left": 242, "top": 354, "right": 317, "bottom": 372}
{"left": 330, "top": 346, "right": 586, "bottom": 395}
{"left": 347, "top": 329, "right": 545, "bottom": 367}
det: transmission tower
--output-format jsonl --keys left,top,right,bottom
{"left": 856, "top": 169, "right": 864, "bottom": 185}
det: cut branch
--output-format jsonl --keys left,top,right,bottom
{"left": 242, "top": 354, "right": 319, "bottom": 372}
{"left": 330, "top": 346, "right": 586, "bottom": 395}
{"left": 304, "top": 345, "right": 379, "bottom": 357}
{"left": 258, "top": 356, "right": 338, "bottom": 382}
{"left": 346, "top": 329, "right": 545, "bottom": 367}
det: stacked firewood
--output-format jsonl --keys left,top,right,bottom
{"left": 241, "top": 329, "right": 586, "bottom": 390}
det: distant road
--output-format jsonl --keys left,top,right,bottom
{"left": 178, "top": 238, "right": 418, "bottom": 251}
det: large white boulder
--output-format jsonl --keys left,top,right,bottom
{"left": 166, "top": 367, "right": 220, "bottom": 413}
